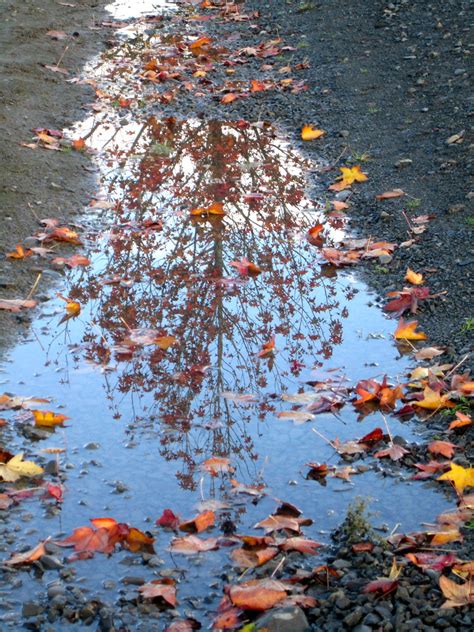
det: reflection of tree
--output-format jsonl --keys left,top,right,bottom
{"left": 69, "top": 118, "right": 350, "bottom": 489}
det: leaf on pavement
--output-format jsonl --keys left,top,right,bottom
{"left": 301, "top": 125, "right": 325, "bottom": 141}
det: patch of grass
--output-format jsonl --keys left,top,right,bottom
{"left": 297, "top": 1, "right": 317, "bottom": 12}
{"left": 461, "top": 317, "right": 474, "bottom": 332}
{"left": 440, "top": 396, "right": 473, "bottom": 417}
{"left": 373, "top": 265, "right": 389, "bottom": 274}
{"left": 406, "top": 198, "right": 421, "bottom": 209}
{"left": 368, "top": 106, "right": 380, "bottom": 114}
{"left": 338, "top": 498, "right": 377, "bottom": 544}
{"left": 350, "top": 150, "right": 371, "bottom": 163}
{"left": 465, "top": 216, "right": 474, "bottom": 226}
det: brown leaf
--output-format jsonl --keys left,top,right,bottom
{"left": 439, "top": 575, "right": 474, "bottom": 608}
{"left": 375, "top": 189, "right": 405, "bottom": 200}
{"left": 179, "top": 510, "right": 215, "bottom": 534}
{"left": 139, "top": 579, "right": 177, "bottom": 606}
{"left": 169, "top": 535, "right": 220, "bottom": 554}
{"left": 229, "top": 578, "right": 287, "bottom": 611}
{"left": 428, "top": 440, "right": 457, "bottom": 459}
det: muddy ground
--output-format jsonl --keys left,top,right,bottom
{"left": 0, "top": 0, "right": 108, "bottom": 349}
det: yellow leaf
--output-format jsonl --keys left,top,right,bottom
{"left": 329, "top": 165, "right": 368, "bottom": 191}
{"left": 438, "top": 463, "right": 474, "bottom": 495}
{"left": 32, "top": 410, "right": 69, "bottom": 427}
{"left": 405, "top": 268, "right": 424, "bottom": 285}
{"left": 0, "top": 453, "right": 44, "bottom": 481}
{"left": 394, "top": 318, "right": 427, "bottom": 341}
{"left": 301, "top": 125, "right": 325, "bottom": 141}
{"left": 414, "top": 387, "right": 455, "bottom": 410}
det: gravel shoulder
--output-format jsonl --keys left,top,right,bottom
{"left": 0, "top": 0, "right": 107, "bottom": 350}
{"left": 247, "top": 0, "right": 473, "bottom": 367}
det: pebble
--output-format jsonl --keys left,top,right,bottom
{"left": 22, "top": 602, "right": 43, "bottom": 617}
{"left": 394, "top": 158, "right": 413, "bottom": 168}
{"left": 256, "top": 606, "right": 309, "bottom": 632}
{"left": 40, "top": 555, "right": 63, "bottom": 570}
{"left": 84, "top": 442, "right": 100, "bottom": 450}
{"left": 344, "top": 606, "right": 364, "bottom": 627}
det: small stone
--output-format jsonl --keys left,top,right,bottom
{"left": 120, "top": 576, "right": 145, "bottom": 586}
{"left": 333, "top": 558, "right": 352, "bottom": 570}
{"left": 84, "top": 442, "right": 100, "bottom": 450}
{"left": 256, "top": 606, "right": 309, "bottom": 632}
{"left": 344, "top": 606, "right": 364, "bottom": 627}
{"left": 22, "top": 602, "right": 43, "bottom": 617}
{"left": 395, "top": 159, "right": 413, "bottom": 169}
{"left": 40, "top": 555, "right": 63, "bottom": 570}
{"left": 447, "top": 204, "right": 465, "bottom": 214}
{"left": 379, "top": 253, "right": 392, "bottom": 264}
{"left": 339, "top": 130, "right": 350, "bottom": 138}
{"left": 336, "top": 595, "right": 351, "bottom": 610}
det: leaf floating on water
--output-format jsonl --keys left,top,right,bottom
{"left": 139, "top": 578, "right": 177, "bottom": 606}
{"left": 179, "top": 510, "right": 215, "bottom": 534}
{"left": 32, "top": 410, "right": 69, "bottom": 428}
{"left": 0, "top": 453, "right": 44, "bottom": 482}
{"left": 276, "top": 410, "right": 315, "bottom": 424}
{"left": 169, "top": 534, "right": 220, "bottom": 554}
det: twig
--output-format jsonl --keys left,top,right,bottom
{"left": 380, "top": 412, "right": 393, "bottom": 444}
{"left": 26, "top": 273, "right": 42, "bottom": 300}
{"left": 271, "top": 555, "right": 286, "bottom": 578}
{"left": 311, "top": 427, "right": 337, "bottom": 450}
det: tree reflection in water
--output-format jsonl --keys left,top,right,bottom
{"left": 67, "top": 117, "right": 353, "bottom": 490}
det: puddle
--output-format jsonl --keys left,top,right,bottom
{"left": 0, "top": 1, "right": 454, "bottom": 627}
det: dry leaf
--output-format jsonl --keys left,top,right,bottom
{"left": 301, "top": 125, "right": 325, "bottom": 141}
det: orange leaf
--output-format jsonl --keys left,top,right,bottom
{"left": 52, "top": 254, "right": 90, "bottom": 268}
{"left": 201, "top": 456, "right": 233, "bottom": 476}
{"left": 405, "top": 268, "right": 424, "bottom": 285}
{"left": 221, "top": 93, "right": 239, "bottom": 104}
{"left": 179, "top": 510, "right": 215, "bottom": 534}
{"left": 189, "top": 36, "right": 212, "bottom": 49}
{"left": 279, "top": 537, "right": 322, "bottom": 554}
{"left": 126, "top": 527, "right": 154, "bottom": 552}
{"left": 301, "top": 125, "right": 325, "bottom": 141}
{"left": 394, "top": 318, "right": 427, "bottom": 341}
{"left": 230, "top": 546, "right": 278, "bottom": 568}
{"left": 329, "top": 165, "right": 368, "bottom": 191}
{"left": 5, "top": 540, "right": 48, "bottom": 565}
{"left": 72, "top": 138, "right": 86, "bottom": 150}
{"left": 6, "top": 244, "right": 33, "bottom": 259}
{"left": 449, "top": 411, "right": 473, "bottom": 430}
{"left": 428, "top": 440, "right": 457, "bottom": 458}
{"left": 375, "top": 189, "right": 405, "bottom": 200}
{"left": 32, "top": 410, "right": 69, "bottom": 428}
{"left": 139, "top": 578, "right": 176, "bottom": 605}
{"left": 229, "top": 578, "right": 287, "bottom": 611}
{"left": 190, "top": 202, "right": 225, "bottom": 216}
{"left": 258, "top": 336, "right": 275, "bottom": 358}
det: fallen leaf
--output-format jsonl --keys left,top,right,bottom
{"left": 428, "top": 440, "right": 457, "bottom": 459}
{"left": 189, "top": 36, "right": 212, "bottom": 49}
{"left": 449, "top": 411, "right": 473, "bottom": 430}
{"left": 439, "top": 575, "right": 474, "bottom": 608}
{"left": 405, "top": 552, "right": 457, "bottom": 571}
{"left": 329, "top": 165, "right": 368, "bottom": 191}
{"left": 394, "top": 318, "right": 427, "bottom": 341}
{"left": 169, "top": 534, "right": 220, "bottom": 554}
{"left": 414, "top": 387, "right": 455, "bottom": 410}
{"left": 156, "top": 509, "right": 180, "bottom": 529}
{"left": 375, "top": 189, "right": 405, "bottom": 200}
{"left": 415, "top": 346, "right": 445, "bottom": 361}
{"left": 229, "top": 578, "right": 287, "bottom": 611}
{"left": 230, "top": 545, "right": 278, "bottom": 568}
{"left": 139, "top": 579, "right": 177, "bottom": 606}
{"left": 179, "top": 510, "right": 215, "bottom": 534}
{"left": 276, "top": 410, "right": 315, "bottom": 424}
{"left": 0, "top": 453, "right": 44, "bottom": 482}
{"left": 405, "top": 268, "right": 424, "bottom": 285}
{"left": 374, "top": 443, "right": 410, "bottom": 461}
{"left": 5, "top": 539, "right": 49, "bottom": 565}
{"left": 0, "top": 299, "right": 37, "bottom": 313}
{"left": 6, "top": 245, "right": 33, "bottom": 259}
{"left": 32, "top": 410, "right": 69, "bottom": 428}
{"left": 52, "top": 255, "right": 91, "bottom": 268}
{"left": 279, "top": 537, "right": 322, "bottom": 554}
{"left": 438, "top": 463, "right": 474, "bottom": 495}
{"left": 301, "top": 125, "right": 325, "bottom": 141}
{"left": 201, "top": 457, "right": 233, "bottom": 476}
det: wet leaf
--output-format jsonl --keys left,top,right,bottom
{"left": 279, "top": 537, "right": 322, "bottom": 554}
{"left": 6, "top": 244, "right": 33, "bottom": 259}
{"left": 414, "top": 387, "right": 455, "bottom": 410}
{"left": 394, "top": 318, "right": 427, "bottom": 341}
{"left": 405, "top": 268, "right": 424, "bottom": 285}
{"left": 52, "top": 254, "right": 91, "bottom": 268}
{"left": 254, "top": 514, "right": 302, "bottom": 534}
{"left": 276, "top": 410, "right": 315, "bottom": 424}
{"left": 439, "top": 575, "right": 474, "bottom": 608}
{"left": 449, "top": 411, "right": 473, "bottom": 430}
{"left": 363, "top": 578, "right": 399, "bottom": 595}
{"left": 156, "top": 509, "right": 180, "bottom": 529}
{"left": 301, "top": 125, "right": 325, "bottom": 141}
{"left": 415, "top": 346, "right": 445, "bottom": 361}
{"left": 405, "top": 552, "right": 457, "bottom": 571}
{"left": 0, "top": 299, "right": 37, "bottom": 313}
{"left": 32, "top": 410, "right": 69, "bottom": 428}
{"left": 201, "top": 457, "right": 233, "bottom": 476}
{"left": 228, "top": 578, "right": 287, "bottom": 611}
{"left": 375, "top": 189, "right": 405, "bottom": 200}
{"left": 169, "top": 534, "right": 220, "bottom": 554}
{"left": 428, "top": 440, "right": 457, "bottom": 459}
{"left": 40, "top": 226, "right": 82, "bottom": 244}
{"left": 5, "top": 539, "right": 49, "bottom": 565}
{"left": 0, "top": 454, "right": 44, "bottom": 482}
{"left": 230, "top": 545, "right": 278, "bottom": 568}
{"left": 374, "top": 443, "right": 409, "bottom": 461}
{"left": 179, "top": 510, "right": 215, "bottom": 534}
{"left": 139, "top": 578, "right": 177, "bottom": 606}
{"left": 412, "top": 460, "right": 450, "bottom": 480}
{"left": 438, "top": 463, "right": 474, "bottom": 495}
{"left": 329, "top": 165, "right": 368, "bottom": 191}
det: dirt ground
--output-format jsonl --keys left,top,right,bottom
{"left": 0, "top": 0, "right": 108, "bottom": 349}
